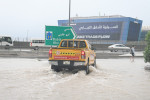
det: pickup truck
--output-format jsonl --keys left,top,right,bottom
{"left": 49, "top": 39, "right": 96, "bottom": 74}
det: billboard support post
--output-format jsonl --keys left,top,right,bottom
{"left": 69, "top": 0, "right": 71, "bottom": 26}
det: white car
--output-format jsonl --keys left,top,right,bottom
{"left": 108, "top": 44, "right": 130, "bottom": 52}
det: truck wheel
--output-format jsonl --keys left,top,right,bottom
{"left": 54, "top": 68, "right": 61, "bottom": 72}
{"left": 34, "top": 46, "right": 39, "bottom": 50}
{"left": 51, "top": 65, "right": 55, "bottom": 69}
{"left": 114, "top": 50, "right": 118, "bottom": 52}
{"left": 51, "top": 65, "right": 62, "bottom": 72}
{"left": 93, "top": 59, "right": 96, "bottom": 68}
{"left": 86, "top": 61, "right": 89, "bottom": 74}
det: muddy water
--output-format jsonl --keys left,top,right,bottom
{"left": 0, "top": 58, "right": 150, "bottom": 100}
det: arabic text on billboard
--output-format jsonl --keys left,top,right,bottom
{"left": 70, "top": 22, "right": 123, "bottom": 40}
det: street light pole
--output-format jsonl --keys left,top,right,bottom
{"left": 69, "top": 0, "right": 71, "bottom": 26}
{"left": 26, "top": 30, "right": 29, "bottom": 42}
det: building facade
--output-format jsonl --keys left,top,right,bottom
{"left": 58, "top": 15, "right": 142, "bottom": 44}
{"left": 140, "top": 26, "right": 150, "bottom": 41}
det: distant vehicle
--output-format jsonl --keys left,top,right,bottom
{"left": 49, "top": 39, "right": 96, "bottom": 74}
{"left": 108, "top": 44, "right": 130, "bottom": 52}
{"left": 0, "top": 36, "right": 13, "bottom": 49}
{"left": 30, "top": 38, "right": 45, "bottom": 50}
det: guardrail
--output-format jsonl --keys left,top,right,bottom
{"left": 0, "top": 40, "right": 147, "bottom": 51}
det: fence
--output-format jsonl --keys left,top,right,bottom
{"left": 0, "top": 40, "right": 147, "bottom": 51}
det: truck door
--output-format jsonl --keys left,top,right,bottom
{"left": 87, "top": 41, "right": 95, "bottom": 65}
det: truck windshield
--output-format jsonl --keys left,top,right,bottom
{"left": 68, "top": 41, "right": 73, "bottom": 47}
{"left": 2, "top": 37, "right": 12, "bottom": 44}
{"left": 60, "top": 40, "right": 86, "bottom": 48}
{"left": 61, "top": 40, "right": 67, "bottom": 47}
{"left": 68, "top": 41, "right": 79, "bottom": 48}
{"left": 79, "top": 41, "right": 86, "bottom": 48}
{"left": 74, "top": 41, "right": 79, "bottom": 48}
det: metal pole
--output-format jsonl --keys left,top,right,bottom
{"left": 69, "top": 0, "right": 71, "bottom": 26}
{"left": 27, "top": 30, "right": 29, "bottom": 42}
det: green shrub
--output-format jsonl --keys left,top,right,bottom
{"left": 144, "top": 31, "right": 150, "bottom": 63}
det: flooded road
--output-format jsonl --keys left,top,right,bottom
{"left": 0, "top": 58, "right": 150, "bottom": 100}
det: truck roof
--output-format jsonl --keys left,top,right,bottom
{"left": 0, "top": 36, "right": 12, "bottom": 38}
{"left": 61, "top": 39, "right": 87, "bottom": 41}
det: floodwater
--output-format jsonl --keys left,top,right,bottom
{"left": 0, "top": 58, "right": 150, "bottom": 100}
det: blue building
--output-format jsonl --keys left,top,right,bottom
{"left": 58, "top": 15, "right": 142, "bottom": 44}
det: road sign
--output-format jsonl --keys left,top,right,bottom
{"left": 45, "top": 26, "right": 77, "bottom": 46}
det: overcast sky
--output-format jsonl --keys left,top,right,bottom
{"left": 0, "top": 0, "right": 150, "bottom": 40}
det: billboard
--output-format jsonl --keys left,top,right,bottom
{"left": 45, "top": 26, "right": 76, "bottom": 46}
{"left": 66, "top": 22, "right": 123, "bottom": 40}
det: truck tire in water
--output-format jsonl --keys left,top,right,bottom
{"left": 51, "top": 65, "right": 62, "bottom": 72}
{"left": 86, "top": 61, "right": 89, "bottom": 74}
{"left": 93, "top": 59, "right": 96, "bottom": 68}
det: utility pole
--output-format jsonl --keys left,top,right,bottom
{"left": 26, "top": 30, "right": 29, "bottom": 42}
{"left": 69, "top": 0, "right": 71, "bottom": 26}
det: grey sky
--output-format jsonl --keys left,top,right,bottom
{"left": 0, "top": 0, "right": 150, "bottom": 40}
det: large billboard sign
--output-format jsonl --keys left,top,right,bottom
{"left": 69, "top": 22, "right": 123, "bottom": 40}
{"left": 45, "top": 26, "right": 76, "bottom": 46}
